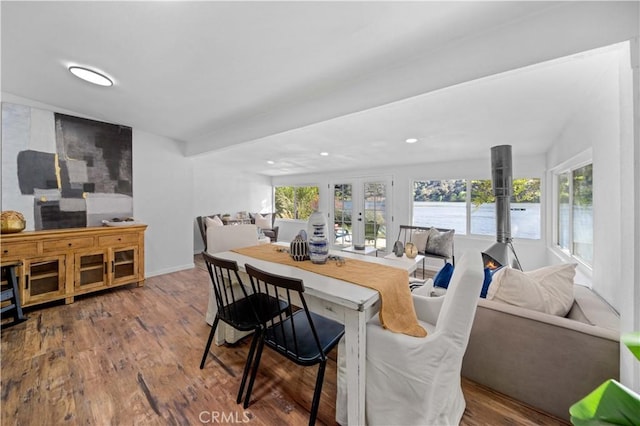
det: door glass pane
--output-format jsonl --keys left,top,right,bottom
{"left": 333, "top": 184, "right": 352, "bottom": 247}
{"left": 364, "top": 182, "right": 386, "bottom": 251}
{"left": 557, "top": 173, "right": 570, "bottom": 249}
{"left": 572, "top": 164, "right": 593, "bottom": 264}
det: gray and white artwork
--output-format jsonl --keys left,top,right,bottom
{"left": 1, "top": 102, "right": 133, "bottom": 230}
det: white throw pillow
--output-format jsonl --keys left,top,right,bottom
{"left": 205, "top": 215, "right": 224, "bottom": 228}
{"left": 528, "top": 263, "right": 577, "bottom": 317}
{"left": 410, "top": 229, "right": 430, "bottom": 252}
{"left": 255, "top": 213, "right": 272, "bottom": 230}
{"left": 487, "top": 263, "right": 576, "bottom": 316}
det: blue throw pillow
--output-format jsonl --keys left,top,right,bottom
{"left": 480, "top": 268, "right": 492, "bottom": 298}
{"left": 480, "top": 266, "right": 504, "bottom": 298}
{"left": 433, "top": 262, "right": 454, "bottom": 289}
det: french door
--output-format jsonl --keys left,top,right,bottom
{"left": 331, "top": 176, "right": 391, "bottom": 252}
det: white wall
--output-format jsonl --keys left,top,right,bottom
{"left": 191, "top": 151, "right": 273, "bottom": 253}
{"left": 544, "top": 41, "right": 640, "bottom": 391}
{"left": 545, "top": 47, "right": 623, "bottom": 309}
{"left": 133, "top": 129, "right": 194, "bottom": 276}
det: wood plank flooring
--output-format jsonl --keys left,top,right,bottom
{"left": 1, "top": 261, "right": 569, "bottom": 425}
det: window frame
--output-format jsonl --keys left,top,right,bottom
{"left": 550, "top": 150, "right": 593, "bottom": 269}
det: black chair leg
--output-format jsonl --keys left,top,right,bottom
{"left": 237, "top": 328, "right": 261, "bottom": 403}
{"left": 200, "top": 315, "right": 220, "bottom": 369}
{"left": 243, "top": 336, "right": 266, "bottom": 409}
{"left": 308, "top": 361, "right": 327, "bottom": 426}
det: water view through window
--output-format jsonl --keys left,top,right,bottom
{"left": 412, "top": 179, "right": 541, "bottom": 239}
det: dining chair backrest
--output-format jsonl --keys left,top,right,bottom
{"left": 242, "top": 263, "right": 344, "bottom": 425}
{"left": 202, "top": 252, "right": 257, "bottom": 327}
{"left": 244, "top": 263, "right": 327, "bottom": 364}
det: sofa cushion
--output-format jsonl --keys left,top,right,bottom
{"left": 487, "top": 263, "right": 576, "bottom": 316}
{"left": 567, "top": 285, "right": 619, "bottom": 330}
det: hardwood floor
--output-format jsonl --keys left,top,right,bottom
{"left": 1, "top": 261, "right": 568, "bottom": 425}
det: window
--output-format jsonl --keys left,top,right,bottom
{"left": 275, "top": 186, "right": 319, "bottom": 220}
{"left": 470, "top": 178, "right": 541, "bottom": 239}
{"left": 412, "top": 178, "right": 541, "bottom": 239}
{"left": 413, "top": 180, "right": 467, "bottom": 234}
{"left": 556, "top": 164, "right": 593, "bottom": 266}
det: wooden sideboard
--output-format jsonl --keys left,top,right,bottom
{"left": 0, "top": 225, "right": 146, "bottom": 308}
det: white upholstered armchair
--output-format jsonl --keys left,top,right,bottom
{"left": 336, "top": 251, "right": 484, "bottom": 425}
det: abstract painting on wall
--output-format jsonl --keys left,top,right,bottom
{"left": 1, "top": 102, "right": 133, "bottom": 230}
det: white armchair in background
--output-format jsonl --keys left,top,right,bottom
{"left": 205, "top": 223, "right": 259, "bottom": 344}
{"left": 336, "top": 251, "right": 484, "bottom": 426}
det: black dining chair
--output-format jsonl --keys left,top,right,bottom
{"left": 199, "top": 252, "right": 289, "bottom": 404}
{"left": 242, "top": 263, "right": 345, "bottom": 426}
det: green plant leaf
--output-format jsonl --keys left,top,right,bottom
{"left": 621, "top": 331, "right": 640, "bottom": 361}
{"left": 570, "top": 379, "right": 640, "bottom": 426}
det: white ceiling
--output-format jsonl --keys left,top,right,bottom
{"left": 0, "top": 1, "right": 624, "bottom": 176}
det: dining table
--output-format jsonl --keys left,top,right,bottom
{"left": 210, "top": 243, "right": 422, "bottom": 425}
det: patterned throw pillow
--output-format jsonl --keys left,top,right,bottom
{"left": 425, "top": 228, "right": 454, "bottom": 258}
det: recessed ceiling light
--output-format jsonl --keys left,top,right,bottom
{"left": 320, "top": 152, "right": 329, "bottom": 156}
{"left": 405, "top": 138, "right": 418, "bottom": 144}
{"left": 69, "top": 66, "right": 114, "bottom": 87}
{"left": 267, "top": 160, "right": 275, "bottom": 165}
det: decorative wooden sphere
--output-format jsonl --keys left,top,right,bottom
{"left": 1, "top": 211, "right": 26, "bottom": 234}
{"left": 405, "top": 242, "right": 418, "bottom": 259}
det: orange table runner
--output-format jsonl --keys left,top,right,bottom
{"left": 232, "top": 244, "right": 427, "bottom": 337}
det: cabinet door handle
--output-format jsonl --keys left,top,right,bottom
{"left": 25, "top": 274, "right": 29, "bottom": 290}
{"left": 112, "top": 261, "right": 115, "bottom": 274}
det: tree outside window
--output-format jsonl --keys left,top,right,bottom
{"left": 275, "top": 186, "right": 319, "bottom": 220}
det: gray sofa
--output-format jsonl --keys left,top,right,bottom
{"left": 461, "top": 284, "right": 620, "bottom": 421}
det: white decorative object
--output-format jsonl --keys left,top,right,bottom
{"left": 307, "top": 211, "right": 328, "bottom": 264}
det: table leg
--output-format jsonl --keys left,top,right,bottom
{"left": 343, "top": 309, "right": 367, "bottom": 425}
